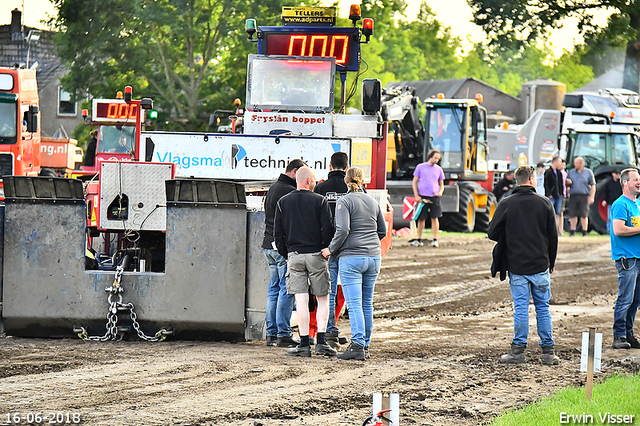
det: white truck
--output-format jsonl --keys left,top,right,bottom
{"left": 487, "top": 90, "right": 640, "bottom": 233}
{"left": 140, "top": 54, "right": 385, "bottom": 186}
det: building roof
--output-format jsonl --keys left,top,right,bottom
{"left": 0, "top": 9, "right": 62, "bottom": 92}
{"left": 387, "top": 77, "right": 520, "bottom": 103}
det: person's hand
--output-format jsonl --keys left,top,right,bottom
{"left": 321, "top": 248, "right": 331, "bottom": 258}
{"left": 550, "top": 267, "right": 554, "bottom": 274}
{"left": 588, "top": 196, "right": 595, "bottom": 205}
{"left": 566, "top": 178, "right": 572, "bottom": 185}
{"left": 414, "top": 196, "right": 422, "bottom": 203}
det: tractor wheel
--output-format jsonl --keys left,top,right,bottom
{"left": 588, "top": 179, "right": 609, "bottom": 235}
{"left": 441, "top": 189, "right": 476, "bottom": 233}
{"left": 474, "top": 192, "right": 497, "bottom": 233}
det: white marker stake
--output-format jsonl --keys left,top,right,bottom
{"left": 580, "top": 328, "right": 602, "bottom": 400}
{"left": 372, "top": 393, "right": 400, "bottom": 425}
{"left": 580, "top": 329, "right": 602, "bottom": 373}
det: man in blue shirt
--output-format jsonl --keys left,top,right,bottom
{"left": 609, "top": 168, "right": 640, "bottom": 349}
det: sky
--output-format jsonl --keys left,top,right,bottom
{"left": 0, "top": 0, "right": 613, "bottom": 58}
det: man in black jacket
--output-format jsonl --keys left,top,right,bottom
{"left": 488, "top": 166, "right": 559, "bottom": 366}
{"left": 262, "top": 159, "right": 305, "bottom": 348}
{"left": 544, "top": 156, "right": 565, "bottom": 232}
{"left": 314, "top": 151, "right": 349, "bottom": 348}
{"left": 492, "top": 170, "right": 514, "bottom": 201}
{"left": 274, "top": 166, "right": 337, "bottom": 358}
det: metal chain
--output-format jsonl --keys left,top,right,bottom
{"left": 76, "top": 257, "right": 171, "bottom": 342}
{"left": 124, "top": 302, "right": 169, "bottom": 342}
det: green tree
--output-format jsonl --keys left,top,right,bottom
{"left": 467, "top": 0, "right": 640, "bottom": 92}
{"left": 52, "top": 0, "right": 287, "bottom": 131}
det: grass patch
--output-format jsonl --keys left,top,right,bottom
{"left": 491, "top": 373, "right": 640, "bottom": 425}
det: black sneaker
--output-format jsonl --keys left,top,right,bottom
{"left": 315, "top": 343, "right": 337, "bottom": 357}
{"left": 612, "top": 337, "right": 631, "bottom": 349}
{"left": 266, "top": 335, "right": 277, "bottom": 347}
{"left": 286, "top": 344, "right": 311, "bottom": 357}
{"left": 627, "top": 334, "right": 640, "bottom": 349}
{"left": 337, "top": 342, "right": 365, "bottom": 360}
{"left": 277, "top": 335, "right": 298, "bottom": 348}
{"left": 569, "top": 230, "right": 576, "bottom": 237}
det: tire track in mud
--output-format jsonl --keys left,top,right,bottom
{"left": 0, "top": 236, "right": 632, "bottom": 426}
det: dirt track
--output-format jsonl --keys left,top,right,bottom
{"left": 1, "top": 234, "right": 639, "bottom": 426}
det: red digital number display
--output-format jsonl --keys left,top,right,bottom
{"left": 265, "top": 33, "right": 353, "bottom": 66}
{"left": 95, "top": 102, "right": 138, "bottom": 121}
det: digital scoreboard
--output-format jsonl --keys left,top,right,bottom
{"left": 257, "top": 26, "right": 361, "bottom": 72}
{"left": 92, "top": 99, "right": 139, "bottom": 123}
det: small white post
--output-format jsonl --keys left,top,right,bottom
{"left": 372, "top": 392, "right": 399, "bottom": 425}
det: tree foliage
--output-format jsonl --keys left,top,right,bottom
{"left": 51, "top": 0, "right": 599, "bottom": 129}
{"left": 52, "top": 0, "right": 286, "bottom": 131}
{"left": 467, "top": 0, "right": 640, "bottom": 91}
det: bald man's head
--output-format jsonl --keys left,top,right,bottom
{"left": 296, "top": 166, "right": 316, "bottom": 191}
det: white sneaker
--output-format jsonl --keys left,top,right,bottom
{"left": 409, "top": 239, "right": 424, "bottom": 247}
{"left": 430, "top": 240, "right": 439, "bottom": 247}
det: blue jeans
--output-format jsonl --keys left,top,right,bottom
{"left": 614, "top": 258, "right": 640, "bottom": 338}
{"left": 263, "top": 249, "right": 294, "bottom": 337}
{"left": 509, "top": 270, "right": 554, "bottom": 347}
{"left": 549, "top": 196, "right": 562, "bottom": 216}
{"left": 339, "top": 256, "right": 381, "bottom": 347}
{"left": 327, "top": 255, "right": 339, "bottom": 334}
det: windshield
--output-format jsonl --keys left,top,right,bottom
{"left": 573, "top": 133, "right": 606, "bottom": 169}
{"left": 611, "top": 133, "right": 636, "bottom": 166}
{"left": 98, "top": 125, "right": 135, "bottom": 154}
{"left": 0, "top": 101, "right": 17, "bottom": 144}
{"left": 247, "top": 56, "right": 334, "bottom": 111}
{"left": 428, "top": 106, "right": 463, "bottom": 169}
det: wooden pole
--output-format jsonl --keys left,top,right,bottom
{"left": 586, "top": 327, "right": 596, "bottom": 400}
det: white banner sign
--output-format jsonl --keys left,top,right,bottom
{"left": 244, "top": 112, "right": 333, "bottom": 137}
{"left": 141, "top": 132, "right": 349, "bottom": 181}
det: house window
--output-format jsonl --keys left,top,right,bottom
{"left": 58, "top": 86, "right": 77, "bottom": 116}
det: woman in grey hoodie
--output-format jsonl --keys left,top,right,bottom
{"left": 322, "top": 167, "right": 387, "bottom": 360}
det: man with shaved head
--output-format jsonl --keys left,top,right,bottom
{"left": 567, "top": 156, "right": 596, "bottom": 236}
{"left": 274, "top": 166, "right": 337, "bottom": 358}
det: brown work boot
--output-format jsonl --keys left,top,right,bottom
{"left": 541, "top": 345, "right": 560, "bottom": 365}
{"left": 499, "top": 343, "right": 526, "bottom": 364}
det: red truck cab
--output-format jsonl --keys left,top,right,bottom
{"left": 0, "top": 67, "right": 41, "bottom": 178}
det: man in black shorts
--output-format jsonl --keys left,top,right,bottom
{"left": 274, "top": 167, "right": 337, "bottom": 358}
{"left": 567, "top": 157, "right": 596, "bottom": 236}
{"left": 411, "top": 150, "right": 445, "bottom": 247}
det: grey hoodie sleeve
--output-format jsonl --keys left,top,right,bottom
{"left": 328, "top": 198, "right": 350, "bottom": 254}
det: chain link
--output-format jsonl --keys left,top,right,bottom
{"left": 76, "top": 257, "right": 171, "bottom": 342}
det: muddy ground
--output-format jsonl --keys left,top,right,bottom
{"left": 1, "top": 234, "right": 639, "bottom": 425}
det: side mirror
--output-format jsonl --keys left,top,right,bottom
{"left": 362, "top": 78, "right": 381, "bottom": 115}
{"left": 563, "top": 94, "right": 583, "bottom": 109}
{"left": 24, "top": 105, "right": 39, "bottom": 133}
{"left": 140, "top": 98, "right": 153, "bottom": 110}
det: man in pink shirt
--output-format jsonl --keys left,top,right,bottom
{"left": 411, "top": 150, "right": 445, "bottom": 247}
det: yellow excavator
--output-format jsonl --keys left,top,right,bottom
{"left": 386, "top": 92, "right": 496, "bottom": 232}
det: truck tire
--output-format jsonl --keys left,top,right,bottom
{"left": 589, "top": 179, "right": 609, "bottom": 235}
{"left": 441, "top": 188, "right": 476, "bottom": 233}
{"left": 474, "top": 192, "right": 496, "bottom": 233}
